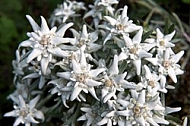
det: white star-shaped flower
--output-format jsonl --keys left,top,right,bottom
{"left": 4, "top": 95, "right": 44, "bottom": 126}
{"left": 139, "top": 65, "right": 167, "bottom": 93}
{"left": 48, "top": 78, "right": 73, "bottom": 108}
{"left": 116, "top": 90, "right": 169, "bottom": 126}
{"left": 103, "top": 5, "right": 142, "bottom": 36}
{"left": 144, "top": 28, "right": 176, "bottom": 53}
{"left": 98, "top": 0, "right": 119, "bottom": 15}
{"left": 146, "top": 49, "right": 184, "bottom": 83}
{"left": 70, "top": 24, "right": 102, "bottom": 53}
{"left": 57, "top": 46, "right": 105, "bottom": 101}
{"left": 101, "top": 55, "right": 137, "bottom": 103}
{"left": 119, "top": 29, "right": 152, "bottom": 75}
{"left": 19, "top": 15, "right": 74, "bottom": 75}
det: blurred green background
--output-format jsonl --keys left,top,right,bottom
{"left": 0, "top": 0, "right": 190, "bottom": 125}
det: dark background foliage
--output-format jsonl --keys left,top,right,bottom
{"left": 0, "top": 0, "right": 189, "bottom": 125}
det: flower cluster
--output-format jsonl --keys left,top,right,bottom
{"left": 4, "top": 0, "right": 186, "bottom": 126}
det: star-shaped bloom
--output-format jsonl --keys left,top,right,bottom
{"left": 4, "top": 95, "right": 44, "bottom": 126}
{"left": 98, "top": 0, "right": 119, "bottom": 15}
{"left": 48, "top": 78, "right": 73, "bottom": 108}
{"left": 119, "top": 29, "right": 152, "bottom": 75}
{"left": 53, "top": 1, "right": 75, "bottom": 23}
{"left": 57, "top": 46, "right": 105, "bottom": 101}
{"left": 139, "top": 65, "right": 167, "bottom": 93}
{"left": 116, "top": 90, "right": 169, "bottom": 126}
{"left": 77, "top": 102, "right": 107, "bottom": 126}
{"left": 70, "top": 24, "right": 102, "bottom": 53}
{"left": 12, "top": 49, "right": 28, "bottom": 84}
{"left": 101, "top": 55, "right": 137, "bottom": 103}
{"left": 19, "top": 15, "right": 74, "bottom": 75}
{"left": 103, "top": 5, "right": 142, "bottom": 38}
{"left": 22, "top": 61, "right": 48, "bottom": 89}
{"left": 7, "top": 82, "right": 29, "bottom": 100}
{"left": 144, "top": 28, "right": 175, "bottom": 52}
{"left": 50, "top": 0, "right": 86, "bottom": 26}
{"left": 146, "top": 49, "right": 184, "bottom": 83}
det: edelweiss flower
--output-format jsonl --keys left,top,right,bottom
{"left": 48, "top": 78, "right": 73, "bottom": 108}
{"left": 116, "top": 90, "right": 169, "bottom": 126}
{"left": 50, "top": 0, "right": 86, "bottom": 26}
{"left": 119, "top": 29, "right": 152, "bottom": 75}
{"left": 7, "top": 82, "right": 29, "bottom": 100}
{"left": 139, "top": 65, "right": 167, "bottom": 93}
{"left": 19, "top": 15, "right": 73, "bottom": 75}
{"left": 57, "top": 46, "right": 105, "bottom": 101}
{"left": 144, "top": 28, "right": 175, "bottom": 52}
{"left": 22, "top": 61, "right": 48, "bottom": 89}
{"left": 146, "top": 49, "right": 184, "bottom": 83}
{"left": 70, "top": 24, "right": 102, "bottom": 53}
{"left": 103, "top": 5, "right": 142, "bottom": 38}
{"left": 77, "top": 102, "right": 107, "bottom": 126}
{"left": 98, "top": 0, "right": 119, "bottom": 15}
{"left": 84, "top": 0, "right": 106, "bottom": 27}
{"left": 101, "top": 55, "right": 137, "bottom": 103}
{"left": 12, "top": 49, "right": 28, "bottom": 83}
{"left": 4, "top": 95, "right": 44, "bottom": 126}
{"left": 54, "top": 1, "right": 75, "bottom": 23}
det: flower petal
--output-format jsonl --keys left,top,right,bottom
{"left": 153, "top": 115, "right": 169, "bottom": 125}
{"left": 86, "top": 79, "right": 102, "bottom": 87}
{"left": 4, "top": 110, "right": 16, "bottom": 117}
{"left": 19, "top": 95, "right": 26, "bottom": 107}
{"left": 109, "top": 55, "right": 119, "bottom": 76}
{"left": 56, "top": 22, "right": 73, "bottom": 37}
{"left": 171, "top": 50, "right": 184, "bottom": 64}
{"left": 26, "top": 15, "right": 40, "bottom": 31}
{"left": 27, "top": 49, "right": 42, "bottom": 63}
{"left": 34, "top": 110, "right": 45, "bottom": 121}
{"left": 41, "top": 57, "right": 49, "bottom": 75}
{"left": 72, "top": 59, "right": 82, "bottom": 73}
{"left": 165, "top": 106, "right": 181, "bottom": 114}
{"left": 19, "top": 40, "right": 33, "bottom": 48}
{"left": 88, "top": 87, "right": 99, "bottom": 100}
{"left": 48, "top": 47, "right": 70, "bottom": 57}
{"left": 146, "top": 117, "right": 159, "bottom": 126}
{"left": 156, "top": 28, "right": 164, "bottom": 39}
{"left": 104, "top": 16, "right": 117, "bottom": 26}
{"left": 136, "top": 116, "right": 145, "bottom": 126}
{"left": 133, "top": 28, "right": 143, "bottom": 44}
{"left": 133, "top": 59, "right": 141, "bottom": 75}
{"left": 168, "top": 67, "right": 177, "bottom": 83}
{"left": 70, "top": 87, "right": 82, "bottom": 101}
{"left": 137, "top": 90, "right": 145, "bottom": 105}
{"left": 164, "top": 30, "right": 175, "bottom": 41}
{"left": 57, "top": 72, "right": 72, "bottom": 80}
{"left": 40, "top": 16, "right": 50, "bottom": 33}
{"left": 30, "top": 95, "right": 40, "bottom": 109}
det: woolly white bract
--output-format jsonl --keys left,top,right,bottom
{"left": 4, "top": 0, "right": 186, "bottom": 126}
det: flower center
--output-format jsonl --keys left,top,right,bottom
{"left": 75, "top": 73, "right": 88, "bottom": 83}
{"left": 77, "top": 39, "right": 86, "bottom": 47}
{"left": 105, "top": 79, "right": 113, "bottom": 87}
{"left": 40, "top": 34, "right": 51, "bottom": 45}
{"left": 148, "top": 80, "right": 156, "bottom": 88}
{"left": 159, "top": 40, "right": 165, "bottom": 46}
{"left": 133, "top": 106, "right": 141, "bottom": 114}
{"left": 163, "top": 60, "right": 170, "bottom": 69}
{"left": 117, "top": 24, "right": 124, "bottom": 30}
{"left": 129, "top": 47, "right": 138, "bottom": 54}
{"left": 19, "top": 107, "right": 29, "bottom": 117}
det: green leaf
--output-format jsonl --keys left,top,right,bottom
{"left": 142, "top": 30, "right": 153, "bottom": 42}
